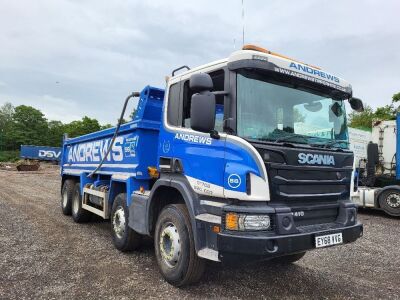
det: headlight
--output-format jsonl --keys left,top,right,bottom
{"left": 225, "top": 212, "right": 271, "bottom": 231}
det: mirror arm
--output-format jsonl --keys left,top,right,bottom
{"left": 223, "top": 118, "right": 235, "bottom": 134}
{"left": 212, "top": 91, "right": 229, "bottom": 96}
{"left": 210, "top": 130, "right": 220, "bottom": 139}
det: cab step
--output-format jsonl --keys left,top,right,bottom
{"left": 198, "top": 247, "right": 220, "bottom": 262}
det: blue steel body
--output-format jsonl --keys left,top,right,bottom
{"left": 61, "top": 86, "right": 164, "bottom": 205}
{"left": 61, "top": 85, "right": 263, "bottom": 206}
{"left": 20, "top": 145, "right": 62, "bottom": 162}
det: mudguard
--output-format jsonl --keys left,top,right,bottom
{"left": 129, "top": 174, "right": 202, "bottom": 251}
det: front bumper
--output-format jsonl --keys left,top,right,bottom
{"left": 218, "top": 222, "right": 362, "bottom": 259}
{"left": 216, "top": 201, "right": 363, "bottom": 261}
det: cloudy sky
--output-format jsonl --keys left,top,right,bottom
{"left": 1, "top": 0, "right": 399, "bottom": 125}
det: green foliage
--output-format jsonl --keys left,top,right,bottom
{"left": 0, "top": 102, "right": 112, "bottom": 159}
{"left": 118, "top": 118, "right": 128, "bottom": 125}
{"left": 100, "top": 123, "right": 113, "bottom": 130}
{"left": 0, "top": 102, "right": 15, "bottom": 150}
{"left": 348, "top": 106, "right": 375, "bottom": 129}
{"left": 392, "top": 92, "right": 400, "bottom": 103}
{"left": 374, "top": 105, "right": 396, "bottom": 120}
{"left": 47, "top": 120, "right": 66, "bottom": 147}
{"left": 130, "top": 108, "right": 138, "bottom": 120}
{"left": 10, "top": 105, "right": 49, "bottom": 148}
{"left": 0, "top": 150, "right": 19, "bottom": 162}
{"left": 349, "top": 92, "right": 399, "bottom": 129}
{"left": 0, "top": 102, "right": 14, "bottom": 127}
{"left": 64, "top": 116, "right": 101, "bottom": 138}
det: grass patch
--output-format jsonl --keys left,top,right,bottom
{"left": 0, "top": 150, "right": 20, "bottom": 162}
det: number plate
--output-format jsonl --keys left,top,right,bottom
{"left": 315, "top": 232, "right": 343, "bottom": 248}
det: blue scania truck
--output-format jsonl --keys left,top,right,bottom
{"left": 60, "top": 45, "right": 364, "bottom": 286}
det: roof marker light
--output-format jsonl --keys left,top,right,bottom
{"left": 242, "top": 44, "right": 321, "bottom": 70}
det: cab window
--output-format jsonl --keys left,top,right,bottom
{"left": 182, "top": 70, "right": 225, "bottom": 132}
{"left": 166, "top": 82, "right": 180, "bottom": 126}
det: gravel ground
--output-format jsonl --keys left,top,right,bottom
{"left": 0, "top": 167, "right": 399, "bottom": 299}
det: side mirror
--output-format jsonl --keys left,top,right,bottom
{"left": 189, "top": 73, "right": 216, "bottom": 134}
{"left": 349, "top": 97, "right": 364, "bottom": 112}
{"left": 190, "top": 91, "right": 216, "bottom": 133}
{"left": 190, "top": 73, "right": 213, "bottom": 92}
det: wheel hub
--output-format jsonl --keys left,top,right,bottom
{"left": 159, "top": 223, "right": 181, "bottom": 268}
{"left": 112, "top": 206, "right": 126, "bottom": 239}
{"left": 386, "top": 193, "right": 400, "bottom": 208}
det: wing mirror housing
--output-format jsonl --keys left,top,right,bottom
{"left": 189, "top": 73, "right": 216, "bottom": 134}
{"left": 349, "top": 97, "right": 364, "bottom": 112}
{"left": 189, "top": 73, "right": 213, "bottom": 92}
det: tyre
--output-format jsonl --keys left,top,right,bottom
{"left": 272, "top": 252, "right": 306, "bottom": 264}
{"left": 379, "top": 189, "right": 400, "bottom": 217}
{"left": 111, "top": 193, "right": 142, "bottom": 251}
{"left": 154, "top": 204, "right": 205, "bottom": 287}
{"left": 71, "top": 183, "right": 91, "bottom": 223}
{"left": 61, "top": 179, "right": 74, "bottom": 215}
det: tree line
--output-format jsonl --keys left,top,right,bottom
{"left": 348, "top": 92, "right": 400, "bottom": 130}
{"left": 0, "top": 102, "right": 114, "bottom": 153}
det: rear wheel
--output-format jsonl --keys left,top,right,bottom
{"left": 272, "top": 252, "right": 306, "bottom": 264}
{"left": 379, "top": 189, "right": 400, "bottom": 217}
{"left": 154, "top": 204, "right": 205, "bottom": 287}
{"left": 71, "top": 183, "right": 91, "bottom": 223}
{"left": 61, "top": 179, "right": 74, "bottom": 215}
{"left": 111, "top": 193, "right": 142, "bottom": 251}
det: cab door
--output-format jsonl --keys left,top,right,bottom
{"left": 159, "top": 69, "right": 227, "bottom": 198}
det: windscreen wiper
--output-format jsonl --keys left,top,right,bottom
{"left": 316, "top": 139, "right": 349, "bottom": 149}
{"left": 274, "top": 134, "right": 309, "bottom": 143}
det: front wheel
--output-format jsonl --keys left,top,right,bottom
{"left": 154, "top": 204, "right": 205, "bottom": 287}
{"left": 379, "top": 189, "right": 400, "bottom": 217}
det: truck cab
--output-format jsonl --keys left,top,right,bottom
{"left": 60, "top": 45, "right": 363, "bottom": 287}
{"left": 156, "top": 44, "right": 363, "bottom": 258}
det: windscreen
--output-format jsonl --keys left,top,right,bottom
{"left": 236, "top": 71, "right": 349, "bottom": 148}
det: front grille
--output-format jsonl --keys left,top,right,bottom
{"left": 279, "top": 184, "right": 347, "bottom": 195}
{"left": 268, "top": 164, "right": 352, "bottom": 202}
{"left": 278, "top": 169, "right": 344, "bottom": 180}
{"left": 267, "top": 164, "right": 349, "bottom": 226}
{"left": 252, "top": 143, "right": 354, "bottom": 229}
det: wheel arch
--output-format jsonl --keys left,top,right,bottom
{"left": 148, "top": 184, "right": 183, "bottom": 232}
{"left": 145, "top": 176, "right": 201, "bottom": 251}
{"left": 61, "top": 174, "right": 79, "bottom": 194}
{"left": 109, "top": 180, "right": 128, "bottom": 208}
